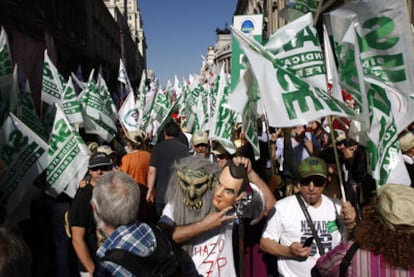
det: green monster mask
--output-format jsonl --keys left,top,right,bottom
{"left": 176, "top": 167, "right": 215, "bottom": 210}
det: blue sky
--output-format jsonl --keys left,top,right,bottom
{"left": 139, "top": 1, "right": 237, "bottom": 87}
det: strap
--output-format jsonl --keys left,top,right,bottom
{"left": 102, "top": 248, "right": 147, "bottom": 276}
{"left": 339, "top": 243, "right": 359, "bottom": 277}
{"left": 295, "top": 193, "right": 325, "bottom": 255}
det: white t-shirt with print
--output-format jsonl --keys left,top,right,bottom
{"left": 262, "top": 194, "right": 343, "bottom": 277}
{"left": 162, "top": 203, "right": 236, "bottom": 277}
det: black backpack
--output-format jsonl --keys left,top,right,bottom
{"left": 100, "top": 223, "right": 180, "bottom": 277}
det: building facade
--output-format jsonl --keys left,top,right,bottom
{"left": 0, "top": 0, "right": 145, "bottom": 112}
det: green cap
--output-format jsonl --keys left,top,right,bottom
{"left": 297, "top": 157, "right": 327, "bottom": 178}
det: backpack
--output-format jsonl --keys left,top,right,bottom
{"left": 101, "top": 223, "right": 180, "bottom": 277}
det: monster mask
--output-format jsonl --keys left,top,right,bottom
{"left": 176, "top": 167, "right": 215, "bottom": 210}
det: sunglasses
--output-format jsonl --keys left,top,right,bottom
{"left": 90, "top": 165, "right": 112, "bottom": 171}
{"left": 195, "top": 143, "right": 209, "bottom": 148}
{"left": 300, "top": 176, "right": 326, "bottom": 187}
{"left": 216, "top": 154, "right": 227, "bottom": 160}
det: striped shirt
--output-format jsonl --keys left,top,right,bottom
{"left": 94, "top": 222, "right": 156, "bottom": 276}
{"left": 315, "top": 241, "right": 414, "bottom": 276}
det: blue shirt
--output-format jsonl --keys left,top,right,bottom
{"left": 94, "top": 222, "right": 156, "bottom": 276}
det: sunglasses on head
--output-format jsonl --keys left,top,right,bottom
{"left": 90, "top": 165, "right": 112, "bottom": 172}
{"left": 300, "top": 175, "right": 326, "bottom": 187}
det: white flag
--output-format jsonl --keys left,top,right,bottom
{"left": 0, "top": 27, "right": 14, "bottom": 125}
{"left": 62, "top": 76, "right": 84, "bottom": 125}
{"left": 118, "top": 90, "right": 139, "bottom": 132}
{"left": 232, "top": 27, "right": 357, "bottom": 127}
{"left": 41, "top": 50, "right": 65, "bottom": 105}
{"left": 364, "top": 78, "right": 410, "bottom": 187}
{"left": 46, "top": 104, "right": 90, "bottom": 198}
{"left": 0, "top": 113, "right": 48, "bottom": 218}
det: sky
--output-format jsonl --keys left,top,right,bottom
{"left": 139, "top": 1, "right": 237, "bottom": 87}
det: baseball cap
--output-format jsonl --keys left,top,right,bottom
{"left": 334, "top": 129, "right": 347, "bottom": 143}
{"left": 87, "top": 142, "right": 99, "bottom": 153}
{"left": 377, "top": 184, "right": 414, "bottom": 232}
{"left": 126, "top": 131, "right": 144, "bottom": 144}
{"left": 297, "top": 157, "right": 328, "bottom": 179}
{"left": 399, "top": 132, "right": 414, "bottom": 152}
{"left": 192, "top": 131, "right": 208, "bottom": 146}
{"left": 212, "top": 143, "right": 226, "bottom": 156}
{"left": 97, "top": 145, "right": 115, "bottom": 156}
{"left": 88, "top": 153, "right": 112, "bottom": 169}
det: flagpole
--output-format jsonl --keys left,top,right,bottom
{"left": 327, "top": 116, "right": 347, "bottom": 203}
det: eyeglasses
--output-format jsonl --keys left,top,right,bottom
{"left": 90, "top": 165, "right": 112, "bottom": 171}
{"left": 300, "top": 176, "right": 326, "bottom": 187}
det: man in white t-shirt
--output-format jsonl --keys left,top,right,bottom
{"left": 260, "top": 157, "right": 356, "bottom": 277}
{"left": 159, "top": 155, "right": 275, "bottom": 277}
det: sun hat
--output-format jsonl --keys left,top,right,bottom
{"left": 192, "top": 131, "right": 209, "bottom": 146}
{"left": 97, "top": 145, "right": 115, "bottom": 156}
{"left": 297, "top": 157, "right": 328, "bottom": 179}
{"left": 377, "top": 184, "right": 414, "bottom": 232}
{"left": 88, "top": 153, "right": 112, "bottom": 169}
{"left": 399, "top": 132, "right": 414, "bottom": 152}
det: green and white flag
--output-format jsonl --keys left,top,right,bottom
{"left": 41, "top": 50, "right": 65, "bottom": 105}
{"left": 80, "top": 80, "right": 117, "bottom": 142}
{"left": 136, "top": 71, "right": 147, "bottom": 129}
{"left": 228, "top": 66, "right": 261, "bottom": 159}
{"left": 210, "top": 65, "right": 237, "bottom": 154}
{"left": 265, "top": 13, "right": 327, "bottom": 91}
{"left": 323, "top": 24, "right": 343, "bottom": 101}
{"left": 62, "top": 76, "right": 83, "bottom": 126}
{"left": 17, "top": 80, "right": 48, "bottom": 140}
{"left": 232, "top": 26, "right": 357, "bottom": 127}
{"left": 46, "top": 104, "right": 90, "bottom": 198}
{"left": 0, "top": 113, "right": 48, "bottom": 217}
{"left": 279, "top": 0, "right": 322, "bottom": 22}
{"left": 333, "top": 0, "right": 414, "bottom": 95}
{"left": 149, "top": 88, "right": 170, "bottom": 128}
{"left": 0, "top": 27, "right": 14, "bottom": 125}
{"left": 97, "top": 74, "right": 118, "bottom": 123}
{"left": 118, "top": 89, "right": 139, "bottom": 132}
{"left": 365, "top": 78, "right": 410, "bottom": 187}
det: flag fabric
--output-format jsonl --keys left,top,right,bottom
{"left": 80, "top": 80, "right": 117, "bottom": 142}
{"left": 71, "top": 64, "right": 87, "bottom": 92}
{"left": 231, "top": 26, "right": 357, "bottom": 128}
{"left": 136, "top": 71, "right": 147, "bottom": 129}
{"left": 46, "top": 104, "right": 90, "bottom": 198}
{"left": 0, "top": 113, "right": 48, "bottom": 218}
{"left": 210, "top": 65, "right": 237, "bottom": 154}
{"left": 16, "top": 79, "right": 48, "bottom": 139}
{"left": 0, "top": 27, "right": 14, "bottom": 125}
{"left": 364, "top": 78, "right": 410, "bottom": 187}
{"left": 118, "top": 59, "right": 132, "bottom": 101}
{"left": 333, "top": 0, "right": 414, "bottom": 95}
{"left": 41, "top": 50, "right": 65, "bottom": 105}
{"left": 264, "top": 13, "right": 327, "bottom": 92}
{"left": 62, "top": 76, "right": 83, "bottom": 126}
{"left": 228, "top": 66, "right": 261, "bottom": 159}
{"left": 97, "top": 74, "right": 118, "bottom": 123}
{"left": 118, "top": 89, "right": 139, "bottom": 132}
{"left": 323, "top": 24, "right": 343, "bottom": 101}
{"left": 279, "top": 0, "right": 322, "bottom": 22}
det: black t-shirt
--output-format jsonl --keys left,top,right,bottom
{"left": 149, "top": 139, "right": 189, "bottom": 204}
{"left": 69, "top": 183, "right": 98, "bottom": 271}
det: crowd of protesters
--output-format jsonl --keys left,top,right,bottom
{"left": 1, "top": 114, "right": 414, "bottom": 277}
